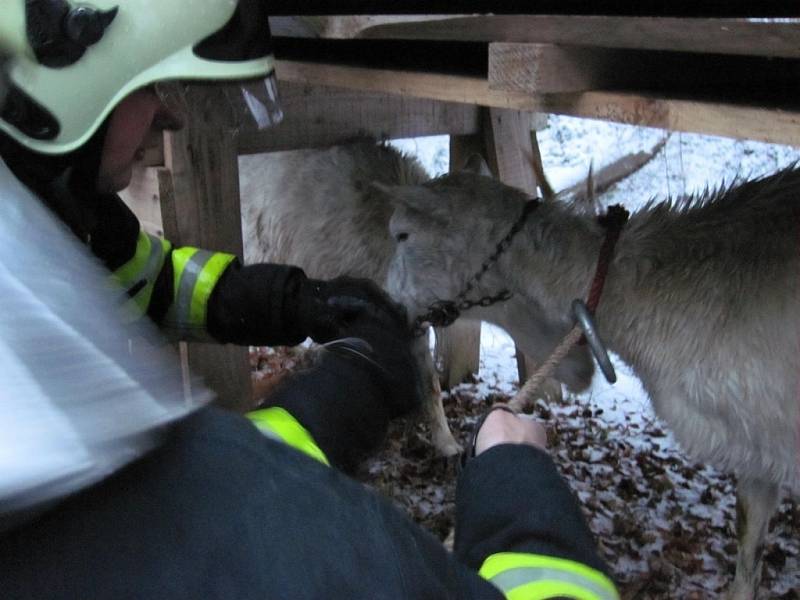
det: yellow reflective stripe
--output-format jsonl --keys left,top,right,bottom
{"left": 113, "top": 231, "right": 152, "bottom": 286}
{"left": 190, "top": 252, "right": 236, "bottom": 326}
{"left": 169, "top": 247, "right": 235, "bottom": 328}
{"left": 246, "top": 407, "right": 330, "bottom": 466}
{"left": 479, "top": 553, "right": 619, "bottom": 600}
{"left": 113, "top": 232, "right": 171, "bottom": 319}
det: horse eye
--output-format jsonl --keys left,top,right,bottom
{"left": 396, "top": 232, "right": 409, "bottom": 242}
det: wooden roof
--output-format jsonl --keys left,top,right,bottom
{"left": 268, "top": 14, "right": 800, "bottom": 145}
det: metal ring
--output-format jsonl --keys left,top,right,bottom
{"left": 571, "top": 299, "right": 617, "bottom": 384}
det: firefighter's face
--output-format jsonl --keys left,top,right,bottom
{"left": 96, "top": 88, "right": 183, "bottom": 193}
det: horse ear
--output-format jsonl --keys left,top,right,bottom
{"left": 461, "top": 153, "right": 493, "bottom": 177}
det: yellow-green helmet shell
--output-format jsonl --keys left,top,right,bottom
{"left": 0, "top": 0, "right": 275, "bottom": 155}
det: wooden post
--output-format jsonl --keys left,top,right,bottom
{"left": 161, "top": 97, "right": 253, "bottom": 413}
{"left": 481, "top": 107, "right": 554, "bottom": 390}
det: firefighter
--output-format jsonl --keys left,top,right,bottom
{"left": 0, "top": 0, "right": 397, "bottom": 350}
{"left": 0, "top": 2, "right": 619, "bottom": 598}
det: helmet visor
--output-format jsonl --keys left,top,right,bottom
{"left": 154, "top": 72, "right": 283, "bottom": 133}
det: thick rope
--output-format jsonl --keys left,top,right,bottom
{"left": 509, "top": 325, "right": 584, "bottom": 412}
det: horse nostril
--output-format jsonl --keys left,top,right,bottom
{"left": 396, "top": 233, "right": 409, "bottom": 242}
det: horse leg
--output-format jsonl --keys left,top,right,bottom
{"left": 412, "top": 336, "right": 462, "bottom": 456}
{"left": 725, "top": 477, "right": 780, "bottom": 600}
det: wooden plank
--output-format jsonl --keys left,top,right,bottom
{"left": 480, "top": 108, "right": 546, "bottom": 389}
{"left": 482, "top": 108, "right": 539, "bottom": 194}
{"left": 267, "top": 4, "right": 797, "bottom": 19}
{"left": 135, "top": 81, "right": 481, "bottom": 164}
{"left": 238, "top": 81, "right": 480, "bottom": 154}
{"left": 275, "top": 59, "right": 556, "bottom": 111}
{"left": 489, "top": 42, "right": 800, "bottom": 96}
{"left": 270, "top": 15, "right": 453, "bottom": 39}
{"left": 162, "top": 99, "right": 253, "bottom": 413}
{"left": 543, "top": 92, "right": 800, "bottom": 147}
{"left": 347, "top": 15, "right": 800, "bottom": 59}
{"left": 276, "top": 59, "right": 800, "bottom": 146}
{"left": 489, "top": 43, "right": 623, "bottom": 94}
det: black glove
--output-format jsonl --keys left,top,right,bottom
{"left": 259, "top": 296, "right": 424, "bottom": 472}
{"left": 206, "top": 262, "right": 311, "bottom": 347}
{"left": 296, "top": 276, "right": 408, "bottom": 344}
{"left": 207, "top": 267, "right": 408, "bottom": 348}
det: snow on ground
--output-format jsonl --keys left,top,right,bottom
{"left": 385, "top": 121, "right": 800, "bottom": 597}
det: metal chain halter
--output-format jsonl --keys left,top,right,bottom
{"left": 411, "top": 199, "right": 541, "bottom": 336}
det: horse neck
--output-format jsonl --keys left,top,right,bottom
{"left": 495, "top": 202, "right": 662, "bottom": 379}
{"left": 499, "top": 202, "right": 606, "bottom": 320}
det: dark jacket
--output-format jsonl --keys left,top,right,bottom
{"left": 4, "top": 159, "right": 618, "bottom": 599}
{"left": 0, "top": 407, "right": 617, "bottom": 599}
{"left": 47, "top": 185, "right": 310, "bottom": 346}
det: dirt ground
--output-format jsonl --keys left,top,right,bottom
{"left": 251, "top": 345, "right": 799, "bottom": 599}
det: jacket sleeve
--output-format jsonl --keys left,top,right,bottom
{"left": 93, "top": 194, "right": 308, "bottom": 346}
{"left": 454, "top": 445, "right": 619, "bottom": 600}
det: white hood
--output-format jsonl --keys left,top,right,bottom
{"left": 0, "top": 159, "right": 211, "bottom": 523}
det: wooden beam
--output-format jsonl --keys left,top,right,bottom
{"left": 338, "top": 15, "right": 800, "bottom": 60}
{"left": 238, "top": 81, "right": 480, "bottom": 155}
{"left": 162, "top": 99, "right": 253, "bottom": 413}
{"left": 276, "top": 59, "right": 800, "bottom": 146}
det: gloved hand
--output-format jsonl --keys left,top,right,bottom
{"left": 258, "top": 290, "right": 424, "bottom": 472}
{"left": 297, "top": 276, "right": 408, "bottom": 344}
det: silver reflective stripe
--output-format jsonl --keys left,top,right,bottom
{"left": 138, "top": 234, "right": 164, "bottom": 289}
{"left": 491, "top": 567, "right": 616, "bottom": 599}
{"left": 173, "top": 249, "right": 213, "bottom": 325}
{"left": 255, "top": 425, "right": 282, "bottom": 443}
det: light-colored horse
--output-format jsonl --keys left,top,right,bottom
{"left": 384, "top": 165, "right": 800, "bottom": 599}
{"left": 239, "top": 142, "right": 459, "bottom": 455}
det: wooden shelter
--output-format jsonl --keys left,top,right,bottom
{"left": 123, "top": 6, "right": 800, "bottom": 410}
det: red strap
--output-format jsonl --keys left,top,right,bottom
{"left": 586, "top": 205, "right": 629, "bottom": 314}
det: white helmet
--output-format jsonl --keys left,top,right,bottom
{"left": 0, "top": 0, "right": 282, "bottom": 155}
